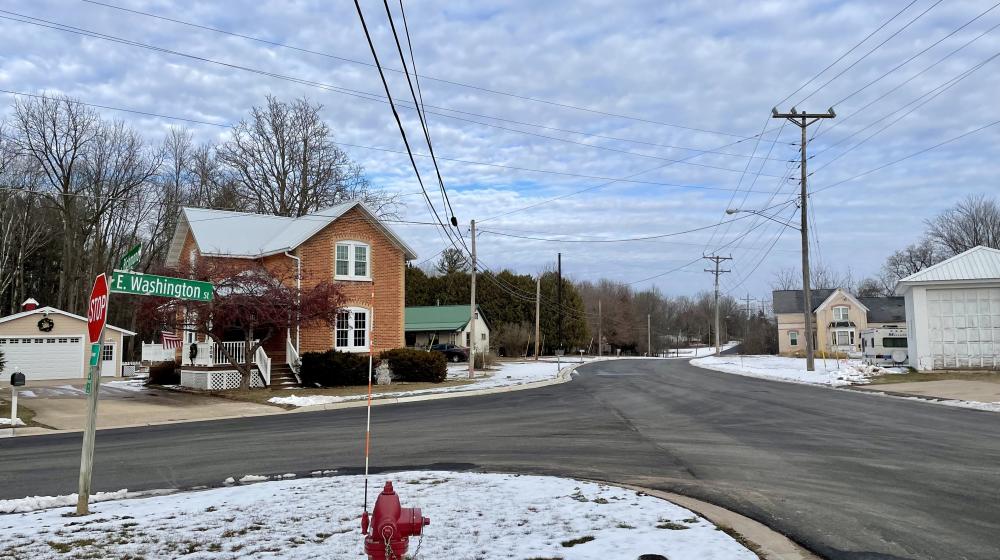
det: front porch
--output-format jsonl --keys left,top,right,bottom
{"left": 141, "top": 334, "right": 301, "bottom": 390}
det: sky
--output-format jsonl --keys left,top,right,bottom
{"left": 1, "top": 0, "right": 998, "bottom": 303}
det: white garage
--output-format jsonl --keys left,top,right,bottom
{"left": 896, "top": 246, "right": 1000, "bottom": 371}
{"left": 0, "top": 303, "right": 134, "bottom": 381}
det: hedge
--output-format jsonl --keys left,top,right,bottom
{"left": 300, "top": 350, "right": 374, "bottom": 387}
{"left": 380, "top": 348, "right": 447, "bottom": 383}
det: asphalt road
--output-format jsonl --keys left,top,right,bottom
{"left": 3, "top": 359, "right": 999, "bottom": 560}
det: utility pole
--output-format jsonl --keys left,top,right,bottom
{"left": 743, "top": 292, "right": 756, "bottom": 352}
{"left": 557, "top": 252, "right": 563, "bottom": 351}
{"left": 534, "top": 275, "right": 541, "bottom": 361}
{"left": 647, "top": 313, "right": 652, "bottom": 357}
{"left": 704, "top": 255, "right": 732, "bottom": 356}
{"left": 468, "top": 220, "right": 477, "bottom": 379}
{"left": 772, "top": 107, "right": 835, "bottom": 371}
{"left": 598, "top": 300, "right": 602, "bottom": 356}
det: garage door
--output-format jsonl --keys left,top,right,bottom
{"left": 0, "top": 336, "right": 85, "bottom": 380}
{"left": 927, "top": 288, "right": 1000, "bottom": 369}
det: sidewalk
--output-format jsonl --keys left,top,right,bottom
{"left": 2, "top": 377, "right": 282, "bottom": 435}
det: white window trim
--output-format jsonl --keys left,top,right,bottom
{"left": 335, "top": 307, "right": 370, "bottom": 353}
{"left": 789, "top": 330, "right": 799, "bottom": 346}
{"left": 334, "top": 241, "right": 372, "bottom": 281}
{"left": 831, "top": 328, "right": 855, "bottom": 347}
{"left": 833, "top": 306, "right": 849, "bottom": 321}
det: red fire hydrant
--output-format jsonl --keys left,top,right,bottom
{"left": 362, "top": 481, "right": 430, "bottom": 559}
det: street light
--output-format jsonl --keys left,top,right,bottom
{"left": 727, "top": 206, "right": 815, "bottom": 371}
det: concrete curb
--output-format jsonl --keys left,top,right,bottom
{"left": 4, "top": 361, "right": 592, "bottom": 438}
{"left": 616, "top": 483, "right": 821, "bottom": 560}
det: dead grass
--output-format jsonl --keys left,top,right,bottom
{"left": 184, "top": 379, "right": 477, "bottom": 408}
{"left": 0, "top": 396, "right": 46, "bottom": 428}
{"left": 867, "top": 370, "right": 1000, "bottom": 385}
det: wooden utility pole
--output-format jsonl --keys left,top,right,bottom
{"left": 743, "top": 292, "right": 756, "bottom": 351}
{"left": 598, "top": 300, "right": 602, "bottom": 356}
{"left": 647, "top": 313, "right": 652, "bottom": 357}
{"left": 704, "top": 255, "right": 732, "bottom": 356}
{"left": 557, "top": 252, "right": 563, "bottom": 351}
{"left": 534, "top": 276, "right": 540, "bottom": 361}
{"left": 772, "top": 107, "right": 835, "bottom": 372}
{"left": 468, "top": 220, "right": 477, "bottom": 379}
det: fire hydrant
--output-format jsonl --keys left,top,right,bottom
{"left": 362, "top": 481, "right": 430, "bottom": 559}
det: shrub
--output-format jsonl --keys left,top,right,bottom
{"left": 300, "top": 350, "right": 374, "bottom": 387}
{"left": 147, "top": 362, "right": 179, "bottom": 385}
{"left": 474, "top": 351, "right": 497, "bottom": 369}
{"left": 380, "top": 348, "right": 447, "bottom": 383}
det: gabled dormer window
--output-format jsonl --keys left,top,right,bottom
{"left": 833, "top": 306, "right": 849, "bottom": 321}
{"left": 335, "top": 241, "right": 371, "bottom": 281}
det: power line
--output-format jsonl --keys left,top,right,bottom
{"left": 0, "top": 11, "right": 785, "bottom": 179}
{"left": 79, "top": 0, "right": 755, "bottom": 139}
{"left": 794, "top": 0, "right": 945, "bottom": 106}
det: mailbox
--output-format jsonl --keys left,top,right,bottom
{"left": 10, "top": 372, "right": 25, "bottom": 387}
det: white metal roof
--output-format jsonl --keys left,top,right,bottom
{"left": 895, "top": 246, "right": 1000, "bottom": 292}
{"left": 0, "top": 306, "right": 136, "bottom": 335}
{"left": 166, "top": 201, "right": 418, "bottom": 265}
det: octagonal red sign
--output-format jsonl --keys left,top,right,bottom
{"left": 87, "top": 273, "right": 109, "bottom": 343}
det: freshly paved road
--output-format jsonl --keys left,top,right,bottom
{"left": 3, "top": 359, "right": 999, "bottom": 560}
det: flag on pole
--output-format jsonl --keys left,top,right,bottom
{"left": 161, "top": 331, "right": 182, "bottom": 349}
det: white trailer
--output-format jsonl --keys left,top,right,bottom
{"left": 860, "top": 325, "right": 909, "bottom": 366}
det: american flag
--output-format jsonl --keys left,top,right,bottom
{"left": 161, "top": 331, "right": 183, "bottom": 349}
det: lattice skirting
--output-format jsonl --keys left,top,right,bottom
{"left": 180, "top": 369, "right": 263, "bottom": 390}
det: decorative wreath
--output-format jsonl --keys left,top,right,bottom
{"left": 37, "top": 317, "right": 55, "bottom": 332}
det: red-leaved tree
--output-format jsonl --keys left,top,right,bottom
{"left": 140, "top": 258, "right": 344, "bottom": 389}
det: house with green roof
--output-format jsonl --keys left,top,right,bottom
{"left": 404, "top": 304, "right": 490, "bottom": 354}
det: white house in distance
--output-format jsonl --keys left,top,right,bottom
{"left": 896, "top": 245, "right": 1000, "bottom": 371}
{"left": 0, "top": 299, "right": 135, "bottom": 381}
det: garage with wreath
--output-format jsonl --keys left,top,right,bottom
{"left": 896, "top": 246, "right": 1000, "bottom": 371}
{"left": 0, "top": 299, "right": 135, "bottom": 381}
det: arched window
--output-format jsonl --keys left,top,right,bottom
{"left": 335, "top": 307, "right": 370, "bottom": 352}
{"left": 335, "top": 241, "right": 371, "bottom": 281}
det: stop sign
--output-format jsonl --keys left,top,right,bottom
{"left": 87, "top": 273, "right": 109, "bottom": 343}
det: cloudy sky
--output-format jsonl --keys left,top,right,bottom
{"left": 2, "top": 0, "right": 998, "bottom": 302}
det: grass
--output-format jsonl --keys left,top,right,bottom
{"left": 0, "top": 396, "right": 46, "bottom": 428}
{"left": 715, "top": 524, "right": 765, "bottom": 559}
{"left": 170, "top": 379, "right": 476, "bottom": 408}
{"left": 867, "top": 370, "right": 1000, "bottom": 385}
{"left": 560, "top": 535, "right": 595, "bottom": 547}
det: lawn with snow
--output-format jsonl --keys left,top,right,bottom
{"left": 0, "top": 472, "right": 755, "bottom": 559}
{"left": 692, "top": 354, "right": 905, "bottom": 387}
{"left": 0, "top": 417, "right": 25, "bottom": 427}
{"left": 269, "top": 359, "right": 567, "bottom": 407}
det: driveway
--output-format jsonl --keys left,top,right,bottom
{"left": 2, "top": 359, "right": 999, "bottom": 559}
{"left": 12, "top": 378, "right": 281, "bottom": 431}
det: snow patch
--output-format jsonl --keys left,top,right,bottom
{"left": 0, "top": 418, "right": 25, "bottom": 427}
{"left": 237, "top": 475, "right": 268, "bottom": 484}
{"left": 0, "top": 472, "right": 755, "bottom": 559}
{"left": 692, "top": 355, "right": 904, "bottom": 386}
{"left": 0, "top": 489, "right": 128, "bottom": 514}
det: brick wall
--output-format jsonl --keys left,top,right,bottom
{"left": 184, "top": 206, "right": 406, "bottom": 355}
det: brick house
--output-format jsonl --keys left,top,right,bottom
{"left": 774, "top": 288, "right": 905, "bottom": 356}
{"left": 148, "top": 202, "right": 416, "bottom": 389}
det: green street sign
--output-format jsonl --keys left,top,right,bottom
{"left": 89, "top": 343, "right": 100, "bottom": 367}
{"left": 110, "top": 271, "right": 214, "bottom": 301}
{"left": 119, "top": 244, "right": 142, "bottom": 271}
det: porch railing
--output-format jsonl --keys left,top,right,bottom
{"left": 255, "top": 345, "right": 271, "bottom": 386}
{"left": 286, "top": 333, "right": 301, "bottom": 382}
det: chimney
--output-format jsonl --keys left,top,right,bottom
{"left": 22, "top": 298, "right": 39, "bottom": 311}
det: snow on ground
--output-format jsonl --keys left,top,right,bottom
{"left": 0, "top": 471, "right": 755, "bottom": 560}
{"left": 269, "top": 359, "right": 567, "bottom": 407}
{"left": 0, "top": 418, "right": 25, "bottom": 427}
{"left": 691, "top": 354, "right": 906, "bottom": 387}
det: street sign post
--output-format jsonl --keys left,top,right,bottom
{"left": 77, "top": 273, "right": 108, "bottom": 516}
{"left": 118, "top": 243, "right": 141, "bottom": 271}
{"left": 110, "top": 270, "right": 213, "bottom": 301}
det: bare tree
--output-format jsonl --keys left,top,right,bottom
{"left": 856, "top": 277, "right": 887, "bottom": 297}
{"left": 218, "top": 96, "right": 399, "bottom": 218}
{"left": 879, "top": 238, "right": 942, "bottom": 292}
{"left": 926, "top": 193, "right": 1000, "bottom": 255}
{"left": 435, "top": 247, "right": 468, "bottom": 275}
{"left": 12, "top": 94, "right": 99, "bottom": 310}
